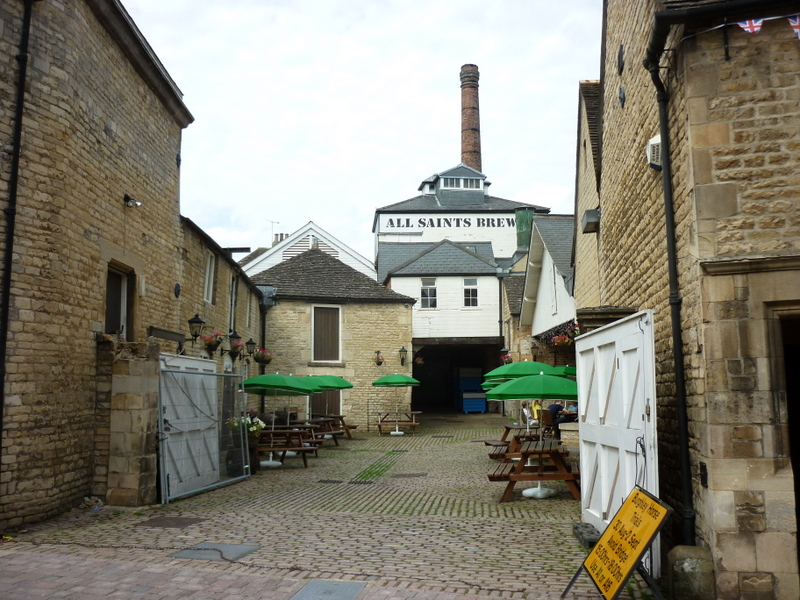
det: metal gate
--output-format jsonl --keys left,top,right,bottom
{"left": 158, "top": 354, "right": 248, "bottom": 502}
{"left": 575, "top": 310, "right": 661, "bottom": 575}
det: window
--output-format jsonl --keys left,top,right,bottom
{"left": 105, "top": 267, "right": 132, "bottom": 339}
{"left": 246, "top": 293, "right": 252, "bottom": 329}
{"left": 313, "top": 306, "right": 340, "bottom": 361}
{"left": 463, "top": 178, "right": 481, "bottom": 189}
{"left": 421, "top": 278, "right": 437, "bottom": 309}
{"left": 228, "top": 276, "right": 238, "bottom": 334}
{"left": 463, "top": 278, "right": 478, "bottom": 307}
{"left": 442, "top": 177, "right": 461, "bottom": 188}
{"left": 203, "top": 253, "right": 216, "bottom": 303}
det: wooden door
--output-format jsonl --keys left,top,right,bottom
{"left": 576, "top": 310, "right": 660, "bottom": 575}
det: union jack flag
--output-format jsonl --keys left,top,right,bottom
{"left": 738, "top": 19, "right": 764, "bottom": 33}
{"left": 789, "top": 16, "right": 800, "bottom": 40}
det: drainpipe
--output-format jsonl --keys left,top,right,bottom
{"left": 643, "top": 0, "right": 795, "bottom": 549}
{"left": 1, "top": 0, "right": 39, "bottom": 444}
{"left": 642, "top": 53, "right": 695, "bottom": 547}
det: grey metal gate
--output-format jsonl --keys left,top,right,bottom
{"left": 158, "top": 354, "right": 248, "bottom": 502}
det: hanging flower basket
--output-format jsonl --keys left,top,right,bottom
{"left": 501, "top": 354, "right": 513, "bottom": 364}
{"left": 414, "top": 356, "right": 424, "bottom": 366}
{"left": 372, "top": 353, "right": 385, "bottom": 366}
{"left": 252, "top": 348, "right": 275, "bottom": 364}
{"left": 200, "top": 332, "right": 223, "bottom": 358}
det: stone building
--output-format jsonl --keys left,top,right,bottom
{"left": 0, "top": 1, "right": 261, "bottom": 528}
{"left": 573, "top": 1, "right": 800, "bottom": 597}
{"left": 249, "top": 249, "right": 415, "bottom": 430}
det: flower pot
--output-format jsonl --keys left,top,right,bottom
{"left": 374, "top": 360, "right": 383, "bottom": 366}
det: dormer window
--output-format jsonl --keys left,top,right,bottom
{"left": 441, "top": 177, "right": 482, "bottom": 190}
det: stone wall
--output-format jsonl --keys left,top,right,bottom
{"left": 596, "top": 3, "right": 800, "bottom": 597}
{"left": 249, "top": 299, "right": 412, "bottom": 430}
{"left": 0, "top": 2, "right": 260, "bottom": 529}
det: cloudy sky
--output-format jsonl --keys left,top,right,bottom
{"left": 123, "top": 1, "right": 603, "bottom": 261}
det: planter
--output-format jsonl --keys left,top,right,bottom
{"left": 254, "top": 356, "right": 272, "bottom": 365}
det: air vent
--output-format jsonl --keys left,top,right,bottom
{"left": 582, "top": 209, "right": 600, "bottom": 234}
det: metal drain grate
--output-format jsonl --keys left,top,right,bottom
{"left": 318, "top": 479, "right": 344, "bottom": 484}
{"left": 390, "top": 473, "right": 427, "bottom": 478}
{"left": 348, "top": 480, "right": 375, "bottom": 485}
{"left": 171, "top": 542, "right": 260, "bottom": 561}
{"left": 290, "top": 580, "right": 366, "bottom": 600}
{"left": 136, "top": 517, "right": 205, "bottom": 528}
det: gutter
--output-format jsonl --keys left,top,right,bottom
{"left": 0, "top": 0, "right": 40, "bottom": 455}
{"left": 642, "top": 0, "right": 793, "bottom": 548}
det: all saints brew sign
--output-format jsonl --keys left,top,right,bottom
{"left": 382, "top": 216, "right": 516, "bottom": 229}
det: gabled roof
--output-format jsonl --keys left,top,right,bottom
{"left": 240, "top": 221, "right": 375, "bottom": 280}
{"left": 417, "top": 164, "right": 487, "bottom": 190}
{"left": 520, "top": 214, "right": 575, "bottom": 324}
{"left": 380, "top": 239, "right": 497, "bottom": 283}
{"left": 533, "top": 215, "right": 575, "bottom": 281}
{"left": 250, "top": 249, "right": 414, "bottom": 304}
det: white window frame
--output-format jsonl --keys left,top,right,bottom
{"left": 421, "top": 278, "right": 437, "bottom": 309}
{"left": 228, "top": 275, "right": 238, "bottom": 334}
{"left": 463, "top": 277, "right": 478, "bottom": 308}
{"left": 203, "top": 253, "right": 216, "bottom": 303}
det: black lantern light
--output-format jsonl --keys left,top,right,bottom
{"left": 188, "top": 314, "right": 205, "bottom": 344}
{"left": 399, "top": 346, "right": 408, "bottom": 366}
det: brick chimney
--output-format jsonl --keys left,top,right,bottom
{"left": 460, "top": 64, "right": 481, "bottom": 172}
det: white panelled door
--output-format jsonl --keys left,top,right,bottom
{"left": 576, "top": 310, "right": 660, "bottom": 575}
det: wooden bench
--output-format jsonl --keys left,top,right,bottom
{"left": 376, "top": 411, "right": 421, "bottom": 434}
{"left": 487, "top": 439, "right": 580, "bottom": 502}
{"left": 257, "top": 431, "right": 318, "bottom": 467}
{"left": 314, "top": 414, "right": 359, "bottom": 439}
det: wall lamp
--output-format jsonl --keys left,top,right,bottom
{"left": 124, "top": 193, "right": 142, "bottom": 208}
{"left": 399, "top": 346, "right": 408, "bottom": 366}
{"left": 186, "top": 314, "right": 256, "bottom": 360}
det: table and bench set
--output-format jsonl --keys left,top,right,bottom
{"left": 485, "top": 423, "right": 581, "bottom": 502}
{"left": 252, "top": 415, "right": 356, "bottom": 470}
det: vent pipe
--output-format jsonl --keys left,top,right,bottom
{"left": 460, "top": 64, "right": 481, "bottom": 172}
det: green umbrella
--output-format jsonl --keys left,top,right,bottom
{"left": 306, "top": 375, "right": 353, "bottom": 417}
{"left": 372, "top": 374, "right": 420, "bottom": 387}
{"left": 242, "top": 373, "right": 322, "bottom": 396}
{"left": 372, "top": 374, "right": 420, "bottom": 435}
{"left": 485, "top": 374, "right": 577, "bottom": 401}
{"left": 549, "top": 366, "right": 577, "bottom": 378}
{"left": 306, "top": 375, "right": 354, "bottom": 390}
{"left": 483, "top": 361, "right": 556, "bottom": 381}
{"left": 481, "top": 380, "right": 501, "bottom": 390}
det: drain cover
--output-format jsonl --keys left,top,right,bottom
{"left": 171, "top": 542, "right": 259, "bottom": 561}
{"left": 390, "top": 473, "right": 427, "bottom": 478}
{"left": 136, "top": 517, "right": 205, "bottom": 528}
{"left": 291, "top": 580, "right": 366, "bottom": 600}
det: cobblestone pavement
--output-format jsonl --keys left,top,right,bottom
{"left": 1, "top": 413, "right": 656, "bottom": 600}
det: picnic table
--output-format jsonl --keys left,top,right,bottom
{"left": 256, "top": 429, "right": 318, "bottom": 468}
{"left": 313, "top": 414, "right": 358, "bottom": 439}
{"left": 376, "top": 411, "right": 422, "bottom": 434}
{"left": 487, "top": 438, "right": 580, "bottom": 502}
{"left": 290, "top": 417, "right": 347, "bottom": 445}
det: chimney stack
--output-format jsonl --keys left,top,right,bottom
{"left": 460, "top": 64, "right": 481, "bottom": 172}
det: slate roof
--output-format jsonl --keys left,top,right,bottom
{"left": 377, "top": 194, "right": 549, "bottom": 213}
{"left": 503, "top": 275, "right": 526, "bottom": 316}
{"left": 532, "top": 215, "right": 575, "bottom": 281}
{"left": 379, "top": 240, "right": 497, "bottom": 283}
{"left": 249, "top": 249, "right": 414, "bottom": 304}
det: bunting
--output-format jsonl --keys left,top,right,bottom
{"left": 790, "top": 15, "right": 800, "bottom": 40}
{"left": 738, "top": 19, "right": 764, "bottom": 33}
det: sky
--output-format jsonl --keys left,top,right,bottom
{"left": 123, "top": 1, "right": 603, "bottom": 261}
